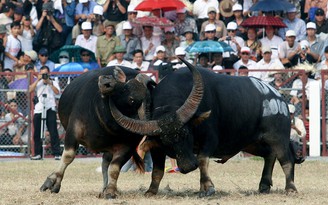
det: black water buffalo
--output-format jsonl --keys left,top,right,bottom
{"left": 39, "top": 66, "right": 155, "bottom": 199}
{"left": 110, "top": 59, "right": 298, "bottom": 197}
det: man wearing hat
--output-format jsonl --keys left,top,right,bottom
{"left": 255, "top": 46, "right": 284, "bottom": 82}
{"left": 279, "top": 30, "right": 300, "bottom": 68}
{"left": 203, "top": 24, "right": 218, "bottom": 41}
{"left": 107, "top": 45, "right": 132, "bottom": 67}
{"left": 180, "top": 27, "right": 196, "bottom": 63}
{"left": 233, "top": 46, "right": 257, "bottom": 75}
{"left": 314, "top": 8, "right": 328, "bottom": 34}
{"left": 193, "top": 0, "right": 219, "bottom": 32}
{"left": 199, "top": 6, "right": 227, "bottom": 40}
{"left": 175, "top": 7, "right": 198, "bottom": 40}
{"left": 75, "top": 21, "right": 98, "bottom": 54}
{"left": 116, "top": 4, "right": 141, "bottom": 37}
{"left": 96, "top": 20, "right": 121, "bottom": 67}
{"left": 302, "top": 22, "right": 324, "bottom": 64}
{"left": 118, "top": 21, "right": 141, "bottom": 61}
{"left": 35, "top": 48, "right": 55, "bottom": 72}
{"left": 162, "top": 27, "right": 179, "bottom": 61}
{"left": 221, "top": 22, "right": 244, "bottom": 60}
{"left": 278, "top": 7, "right": 306, "bottom": 42}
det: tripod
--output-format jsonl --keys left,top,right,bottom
{"left": 40, "top": 93, "right": 47, "bottom": 159}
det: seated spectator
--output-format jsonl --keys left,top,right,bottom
{"left": 315, "top": 46, "right": 328, "bottom": 90}
{"left": 116, "top": 4, "right": 143, "bottom": 38}
{"left": 314, "top": 8, "right": 328, "bottom": 34}
{"left": 179, "top": 27, "right": 196, "bottom": 63}
{"left": 238, "top": 65, "right": 249, "bottom": 76}
{"left": 278, "top": 7, "right": 306, "bottom": 42}
{"left": 140, "top": 26, "right": 161, "bottom": 62}
{"left": 199, "top": 7, "right": 227, "bottom": 40}
{"left": 162, "top": 27, "right": 180, "bottom": 62}
{"left": 131, "top": 49, "right": 150, "bottom": 71}
{"left": 278, "top": 30, "right": 300, "bottom": 68}
{"left": 150, "top": 45, "right": 167, "bottom": 68}
{"left": 107, "top": 46, "right": 132, "bottom": 67}
{"left": 197, "top": 53, "right": 210, "bottom": 69}
{"left": 269, "top": 70, "right": 288, "bottom": 90}
{"left": 35, "top": 48, "right": 55, "bottom": 72}
{"left": 245, "top": 27, "right": 261, "bottom": 62}
{"left": 78, "top": 49, "right": 99, "bottom": 71}
{"left": 303, "top": 22, "right": 324, "bottom": 64}
{"left": 304, "top": 0, "right": 328, "bottom": 22}
{"left": 119, "top": 21, "right": 141, "bottom": 61}
{"left": 0, "top": 3, "right": 14, "bottom": 34}
{"left": 58, "top": 51, "right": 70, "bottom": 65}
{"left": 231, "top": 4, "right": 247, "bottom": 40}
{"left": 90, "top": 5, "right": 105, "bottom": 37}
{"left": 14, "top": 50, "right": 38, "bottom": 80}
{"left": 254, "top": 46, "right": 284, "bottom": 83}
{"left": 171, "top": 47, "right": 192, "bottom": 70}
{"left": 175, "top": 7, "right": 198, "bottom": 41}
{"left": 260, "top": 26, "right": 283, "bottom": 60}
{"left": 203, "top": 24, "right": 219, "bottom": 41}
{"left": 233, "top": 46, "right": 257, "bottom": 75}
{"left": 4, "top": 99, "right": 28, "bottom": 145}
{"left": 243, "top": 0, "right": 260, "bottom": 17}
{"left": 193, "top": 0, "right": 219, "bottom": 32}
{"left": 209, "top": 52, "right": 224, "bottom": 69}
{"left": 75, "top": 21, "right": 97, "bottom": 54}
{"left": 288, "top": 104, "right": 306, "bottom": 164}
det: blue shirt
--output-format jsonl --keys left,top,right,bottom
{"left": 278, "top": 18, "right": 306, "bottom": 42}
{"left": 65, "top": 1, "right": 76, "bottom": 27}
{"left": 35, "top": 60, "right": 56, "bottom": 72}
{"left": 75, "top": 1, "right": 98, "bottom": 19}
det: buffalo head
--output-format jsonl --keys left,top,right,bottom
{"left": 108, "top": 58, "right": 204, "bottom": 173}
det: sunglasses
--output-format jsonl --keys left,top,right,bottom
{"left": 81, "top": 54, "right": 90, "bottom": 56}
{"left": 40, "top": 54, "right": 48, "bottom": 57}
{"left": 227, "top": 30, "right": 235, "bottom": 32}
{"left": 241, "top": 52, "right": 250, "bottom": 55}
{"left": 59, "top": 56, "right": 69, "bottom": 59}
{"left": 128, "top": 12, "right": 137, "bottom": 15}
{"left": 205, "top": 31, "right": 215, "bottom": 33}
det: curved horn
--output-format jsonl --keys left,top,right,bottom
{"left": 175, "top": 57, "right": 204, "bottom": 124}
{"left": 109, "top": 98, "right": 162, "bottom": 135}
{"left": 109, "top": 58, "right": 204, "bottom": 135}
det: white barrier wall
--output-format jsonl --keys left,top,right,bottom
{"left": 309, "top": 81, "right": 321, "bottom": 157}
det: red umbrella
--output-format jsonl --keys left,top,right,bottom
{"left": 240, "top": 16, "right": 287, "bottom": 28}
{"left": 135, "top": 0, "right": 185, "bottom": 12}
{"left": 131, "top": 16, "right": 174, "bottom": 28}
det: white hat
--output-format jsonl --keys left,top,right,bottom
{"left": 213, "top": 65, "right": 223, "bottom": 71}
{"left": 122, "top": 21, "right": 132, "bottom": 30}
{"left": 176, "top": 7, "right": 186, "bottom": 13}
{"left": 261, "top": 46, "right": 272, "bottom": 53}
{"left": 287, "top": 7, "right": 297, "bottom": 13}
{"left": 79, "top": 0, "right": 88, "bottom": 3}
{"left": 306, "top": 22, "right": 316, "bottom": 29}
{"left": 205, "top": 24, "right": 216, "bottom": 32}
{"left": 240, "top": 46, "right": 251, "bottom": 53}
{"left": 127, "top": 4, "right": 137, "bottom": 13}
{"left": 300, "top": 40, "right": 309, "bottom": 48}
{"left": 81, "top": 21, "right": 92, "bottom": 30}
{"left": 175, "top": 47, "right": 186, "bottom": 56}
{"left": 232, "top": 4, "right": 243, "bottom": 11}
{"left": 24, "top": 50, "right": 38, "bottom": 61}
{"left": 288, "top": 104, "right": 295, "bottom": 114}
{"left": 227, "top": 22, "right": 237, "bottom": 30}
{"left": 93, "top": 5, "right": 103, "bottom": 15}
{"left": 164, "top": 27, "right": 175, "bottom": 33}
{"left": 207, "top": 6, "right": 217, "bottom": 13}
{"left": 155, "top": 45, "right": 166, "bottom": 53}
{"left": 286, "top": 30, "right": 296, "bottom": 37}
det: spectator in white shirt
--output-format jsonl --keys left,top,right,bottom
{"left": 278, "top": 30, "right": 300, "bottom": 68}
{"left": 131, "top": 49, "right": 150, "bottom": 71}
{"left": 233, "top": 46, "right": 257, "bottom": 75}
{"left": 107, "top": 45, "right": 133, "bottom": 67}
{"left": 140, "top": 26, "right": 161, "bottom": 61}
{"left": 75, "top": 21, "right": 98, "bottom": 54}
{"left": 260, "top": 26, "right": 283, "bottom": 60}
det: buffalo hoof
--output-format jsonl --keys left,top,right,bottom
{"left": 144, "top": 190, "right": 157, "bottom": 197}
{"left": 285, "top": 184, "right": 297, "bottom": 193}
{"left": 198, "top": 186, "right": 215, "bottom": 198}
{"left": 40, "top": 177, "right": 61, "bottom": 193}
{"left": 259, "top": 184, "right": 271, "bottom": 194}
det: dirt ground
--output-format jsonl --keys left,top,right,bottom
{"left": 1, "top": 156, "right": 327, "bottom": 205}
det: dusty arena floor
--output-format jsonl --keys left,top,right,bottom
{"left": 1, "top": 156, "right": 327, "bottom": 205}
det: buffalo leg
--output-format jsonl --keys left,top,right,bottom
{"left": 198, "top": 155, "right": 215, "bottom": 197}
{"left": 101, "top": 145, "right": 133, "bottom": 199}
{"left": 259, "top": 154, "right": 276, "bottom": 193}
{"left": 145, "top": 148, "right": 166, "bottom": 196}
{"left": 40, "top": 148, "right": 77, "bottom": 193}
{"left": 101, "top": 152, "right": 113, "bottom": 192}
{"left": 276, "top": 146, "right": 297, "bottom": 192}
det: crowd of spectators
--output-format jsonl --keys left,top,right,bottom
{"left": 1, "top": 0, "right": 328, "bottom": 153}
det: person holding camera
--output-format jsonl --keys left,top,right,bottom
{"left": 29, "top": 65, "right": 61, "bottom": 160}
{"left": 33, "top": 1, "right": 63, "bottom": 53}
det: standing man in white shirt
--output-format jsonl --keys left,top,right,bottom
{"left": 75, "top": 21, "right": 98, "bottom": 54}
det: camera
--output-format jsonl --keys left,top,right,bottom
{"left": 42, "top": 73, "right": 49, "bottom": 80}
{"left": 301, "top": 45, "right": 307, "bottom": 51}
{"left": 226, "top": 36, "right": 231, "bottom": 41}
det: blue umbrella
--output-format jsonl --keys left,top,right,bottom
{"left": 185, "top": 40, "right": 234, "bottom": 53}
{"left": 249, "top": 0, "right": 295, "bottom": 12}
{"left": 8, "top": 78, "right": 36, "bottom": 90}
{"left": 53, "top": 62, "right": 84, "bottom": 72}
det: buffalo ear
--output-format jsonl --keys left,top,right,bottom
{"left": 192, "top": 110, "right": 211, "bottom": 126}
{"left": 135, "top": 73, "right": 152, "bottom": 87}
{"left": 113, "top": 66, "right": 126, "bottom": 83}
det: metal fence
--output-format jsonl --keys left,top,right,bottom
{"left": 0, "top": 69, "right": 327, "bottom": 158}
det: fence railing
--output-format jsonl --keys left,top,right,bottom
{"left": 0, "top": 69, "right": 327, "bottom": 158}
